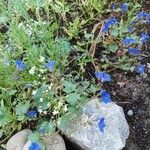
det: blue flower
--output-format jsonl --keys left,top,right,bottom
{"left": 98, "top": 117, "right": 106, "bottom": 133}
{"left": 27, "top": 110, "right": 37, "bottom": 118}
{"left": 29, "top": 142, "right": 41, "bottom": 150}
{"left": 44, "top": 60, "right": 56, "bottom": 71}
{"left": 128, "top": 27, "right": 134, "bottom": 33}
{"left": 140, "top": 33, "right": 150, "bottom": 43}
{"left": 136, "top": 12, "right": 150, "bottom": 20}
{"left": 95, "top": 72, "right": 111, "bottom": 82}
{"left": 128, "top": 48, "right": 140, "bottom": 55}
{"left": 122, "top": 37, "right": 136, "bottom": 45}
{"left": 135, "top": 64, "right": 145, "bottom": 74}
{"left": 102, "top": 17, "right": 118, "bottom": 32}
{"left": 136, "top": 12, "right": 146, "bottom": 19}
{"left": 121, "top": 3, "right": 128, "bottom": 12}
{"left": 15, "top": 60, "right": 26, "bottom": 71}
{"left": 100, "top": 89, "right": 111, "bottom": 104}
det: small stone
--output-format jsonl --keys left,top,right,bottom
{"left": 127, "top": 110, "right": 134, "bottom": 116}
{"left": 23, "top": 134, "right": 66, "bottom": 150}
{"left": 6, "top": 129, "right": 31, "bottom": 150}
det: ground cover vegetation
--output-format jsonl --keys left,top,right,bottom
{"left": 0, "top": 0, "right": 149, "bottom": 149}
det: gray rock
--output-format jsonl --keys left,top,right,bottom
{"left": 6, "top": 129, "right": 31, "bottom": 150}
{"left": 22, "top": 141, "right": 31, "bottom": 150}
{"left": 61, "top": 99, "right": 129, "bottom": 150}
{"left": 23, "top": 134, "right": 66, "bottom": 150}
{"left": 127, "top": 110, "right": 134, "bottom": 116}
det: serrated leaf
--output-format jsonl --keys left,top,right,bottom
{"left": 33, "top": 85, "right": 48, "bottom": 100}
{"left": 63, "top": 80, "right": 77, "bottom": 93}
{"left": 66, "top": 93, "right": 80, "bottom": 105}
{"left": 108, "top": 44, "right": 118, "bottom": 52}
{"left": 8, "top": 90, "right": 17, "bottom": 96}
{"left": 111, "top": 29, "right": 119, "bottom": 37}
{"left": 33, "top": 85, "right": 53, "bottom": 110}
{"left": 58, "top": 114, "right": 71, "bottom": 131}
{"left": 0, "top": 106, "right": 12, "bottom": 127}
{"left": 88, "top": 84, "right": 97, "bottom": 93}
{"left": 38, "top": 121, "right": 55, "bottom": 134}
{"left": 15, "top": 101, "right": 30, "bottom": 115}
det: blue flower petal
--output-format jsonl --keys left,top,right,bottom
{"left": 15, "top": 60, "right": 26, "bottom": 71}
{"left": 95, "top": 72, "right": 111, "bottom": 82}
{"left": 98, "top": 117, "right": 106, "bottom": 133}
{"left": 29, "top": 142, "right": 41, "bottom": 150}
{"left": 135, "top": 64, "right": 145, "bottom": 74}
{"left": 136, "top": 12, "right": 150, "bottom": 20}
{"left": 44, "top": 60, "right": 56, "bottom": 71}
{"left": 100, "top": 89, "right": 111, "bottom": 104}
{"left": 140, "top": 33, "right": 150, "bottom": 43}
{"left": 121, "top": 3, "right": 128, "bottom": 12}
{"left": 27, "top": 110, "right": 37, "bottom": 118}
{"left": 128, "top": 48, "right": 140, "bottom": 55}
{"left": 102, "top": 17, "right": 118, "bottom": 32}
{"left": 122, "top": 37, "right": 136, "bottom": 45}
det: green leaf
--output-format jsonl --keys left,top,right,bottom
{"left": 88, "top": 84, "right": 97, "bottom": 93}
{"left": 58, "top": 114, "right": 71, "bottom": 131}
{"left": 66, "top": 93, "right": 80, "bottom": 105}
{"left": 63, "top": 80, "right": 77, "bottom": 93}
{"left": 33, "top": 85, "right": 53, "bottom": 110}
{"left": 15, "top": 101, "right": 30, "bottom": 121}
{"left": 33, "top": 85, "right": 48, "bottom": 100}
{"left": 38, "top": 121, "right": 55, "bottom": 135}
{"left": 108, "top": 44, "right": 118, "bottom": 52}
{"left": 7, "top": 90, "right": 17, "bottom": 96}
{"left": 111, "top": 29, "right": 119, "bottom": 37}
{"left": 0, "top": 106, "right": 12, "bottom": 127}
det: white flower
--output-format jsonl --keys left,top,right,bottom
{"left": 32, "top": 90, "right": 37, "bottom": 95}
{"left": 39, "top": 56, "right": 45, "bottom": 62}
{"left": 64, "top": 105, "right": 68, "bottom": 112}
{"left": 39, "top": 98, "right": 43, "bottom": 102}
{"left": 52, "top": 110, "right": 59, "bottom": 115}
{"left": 39, "top": 69, "right": 45, "bottom": 73}
{"left": 38, "top": 109, "right": 43, "bottom": 114}
{"left": 47, "top": 102, "right": 51, "bottom": 107}
{"left": 29, "top": 66, "right": 36, "bottom": 75}
{"left": 43, "top": 110, "right": 47, "bottom": 115}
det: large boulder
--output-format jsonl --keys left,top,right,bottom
{"left": 61, "top": 99, "right": 129, "bottom": 150}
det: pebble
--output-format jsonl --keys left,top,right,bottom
{"left": 127, "top": 110, "right": 134, "bottom": 116}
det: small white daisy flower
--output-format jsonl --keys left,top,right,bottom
{"left": 39, "top": 98, "right": 43, "bottom": 102}
{"left": 43, "top": 110, "right": 47, "bottom": 115}
{"left": 32, "top": 90, "right": 37, "bottom": 95}
{"left": 52, "top": 110, "right": 59, "bottom": 115}
{"left": 39, "top": 56, "right": 45, "bottom": 62}
{"left": 29, "top": 66, "right": 36, "bottom": 75}
{"left": 38, "top": 109, "right": 43, "bottom": 114}
{"left": 64, "top": 105, "right": 68, "bottom": 112}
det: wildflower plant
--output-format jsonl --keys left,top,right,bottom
{"left": 0, "top": 0, "right": 149, "bottom": 147}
